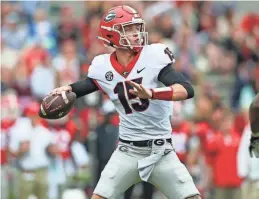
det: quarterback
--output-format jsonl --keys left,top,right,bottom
{"left": 50, "top": 5, "right": 200, "bottom": 199}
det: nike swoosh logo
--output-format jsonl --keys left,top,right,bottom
{"left": 45, "top": 96, "right": 59, "bottom": 109}
{"left": 137, "top": 67, "right": 145, "bottom": 74}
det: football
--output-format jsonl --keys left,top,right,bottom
{"left": 39, "top": 91, "right": 77, "bottom": 119}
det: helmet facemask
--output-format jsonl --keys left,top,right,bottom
{"left": 117, "top": 20, "right": 148, "bottom": 50}
{"left": 99, "top": 18, "right": 148, "bottom": 51}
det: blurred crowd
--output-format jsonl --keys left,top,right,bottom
{"left": 1, "top": 1, "right": 259, "bottom": 199}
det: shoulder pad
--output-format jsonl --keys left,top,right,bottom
{"left": 146, "top": 43, "right": 175, "bottom": 70}
{"left": 88, "top": 54, "right": 109, "bottom": 79}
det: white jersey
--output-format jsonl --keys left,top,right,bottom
{"left": 88, "top": 43, "right": 175, "bottom": 141}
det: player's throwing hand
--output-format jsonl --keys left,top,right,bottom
{"left": 128, "top": 80, "right": 152, "bottom": 99}
{"left": 49, "top": 86, "right": 72, "bottom": 96}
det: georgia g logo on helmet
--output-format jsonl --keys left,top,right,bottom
{"left": 104, "top": 12, "right": 116, "bottom": 22}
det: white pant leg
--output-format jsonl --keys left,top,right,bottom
{"left": 1, "top": 165, "right": 9, "bottom": 199}
{"left": 94, "top": 147, "right": 141, "bottom": 199}
{"left": 149, "top": 151, "right": 200, "bottom": 199}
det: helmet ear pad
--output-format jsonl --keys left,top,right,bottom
{"left": 100, "top": 27, "right": 122, "bottom": 48}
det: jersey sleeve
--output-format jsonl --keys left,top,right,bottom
{"left": 151, "top": 43, "right": 175, "bottom": 68}
{"left": 148, "top": 43, "right": 176, "bottom": 83}
{"left": 87, "top": 55, "right": 105, "bottom": 80}
{"left": 86, "top": 54, "right": 110, "bottom": 95}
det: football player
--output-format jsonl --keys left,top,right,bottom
{"left": 49, "top": 5, "right": 200, "bottom": 199}
{"left": 249, "top": 93, "right": 259, "bottom": 158}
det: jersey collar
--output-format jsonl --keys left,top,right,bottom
{"left": 110, "top": 49, "right": 142, "bottom": 78}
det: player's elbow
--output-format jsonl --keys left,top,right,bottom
{"left": 180, "top": 82, "right": 194, "bottom": 99}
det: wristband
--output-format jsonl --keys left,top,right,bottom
{"left": 151, "top": 87, "right": 173, "bottom": 101}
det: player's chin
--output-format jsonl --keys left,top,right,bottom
{"left": 127, "top": 39, "right": 140, "bottom": 46}
{"left": 132, "top": 41, "right": 140, "bottom": 46}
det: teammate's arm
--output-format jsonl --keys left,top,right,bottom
{"left": 49, "top": 78, "right": 99, "bottom": 98}
{"left": 249, "top": 93, "right": 259, "bottom": 157}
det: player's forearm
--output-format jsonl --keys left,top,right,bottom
{"left": 170, "top": 84, "right": 189, "bottom": 101}
{"left": 172, "top": 82, "right": 194, "bottom": 100}
{"left": 157, "top": 64, "right": 194, "bottom": 101}
{"left": 150, "top": 83, "right": 194, "bottom": 101}
{"left": 70, "top": 78, "right": 99, "bottom": 98}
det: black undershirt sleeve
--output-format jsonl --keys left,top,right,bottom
{"left": 69, "top": 77, "right": 99, "bottom": 98}
{"left": 158, "top": 64, "right": 194, "bottom": 99}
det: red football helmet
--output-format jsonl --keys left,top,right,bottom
{"left": 98, "top": 5, "right": 148, "bottom": 52}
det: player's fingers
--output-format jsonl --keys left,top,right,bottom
{"left": 55, "top": 87, "right": 70, "bottom": 95}
{"left": 127, "top": 80, "right": 136, "bottom": 87}
{"left": 128, "top": 81, "right": 141, "bottom": 91}
{"left": 64, "top": 86, "right": 72, "bottom": 92}
{"left": 50, "top": 91, "right": 57, "bottom": 96}
{"left": 57, "top": 88, "right": 65, "bottom": 95}
{"left": 139, "top": 84, "right": 146, "bottom": 91}
{"left": 129, "top": 89, "right": 138, "bottom": 96}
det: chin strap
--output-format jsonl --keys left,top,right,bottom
{"left": 96, "top": 36, "right": 118, "bottom": 48}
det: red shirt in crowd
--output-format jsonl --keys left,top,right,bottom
{"left": 172, "top": 121, "right": 192, "bottom": 163}
{"left": 1, "top": 119, "right": 15, "bottom": 165}
{"left": 205, "top": 130, "right": 242, "bottom": 187}
{"left": 50, "top": 120, "right": 78, "bottom": 160}
{"left": 233, "top": 113, "right": 247, "bottom": 136}
{"left": 195, "top": 121, "right": 216, "bottom": 166}
{"left": 22, "top": 46, "right": 49, "bottom": 75}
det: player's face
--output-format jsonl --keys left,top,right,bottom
{"left": 123, "top": 23, "right": 142, "bottom": 45}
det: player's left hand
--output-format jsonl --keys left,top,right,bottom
{"left": 128, "top": 81, "right": 152, "bottom": 99}
{"left": 249, "top": 136, "right": 259, "bottom": 158}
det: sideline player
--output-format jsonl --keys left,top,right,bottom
{"left": 49, "top": 5, "right": 201, "bottom": 199}
{"left": 249, "top": 93, "right": 259, "bottom": 158}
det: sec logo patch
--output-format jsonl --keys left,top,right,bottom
{"left": 105, "top": 71, "right": 113, "bottom": 81}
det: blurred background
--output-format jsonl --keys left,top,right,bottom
{"left": 1, "top": 1, "right": 259, "bottom": 199}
